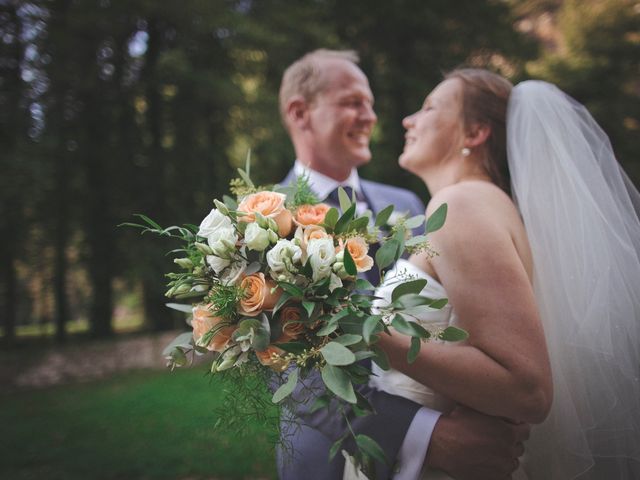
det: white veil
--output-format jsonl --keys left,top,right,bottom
{"left": 507, "top": 81, "right": 640, "bottom": 479}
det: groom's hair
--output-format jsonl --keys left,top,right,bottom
{"left": 445, "top": 68, "right": 513, "bottom": 196}
{"left": 279, "top": 49, "right": 360, "bottom": 128}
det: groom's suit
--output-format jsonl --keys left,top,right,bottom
{"left": 277, "top": 168, "right": 428, "bottom": 480}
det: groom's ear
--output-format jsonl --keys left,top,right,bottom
{"left": 465, "top": 123, "right": 491, "bottom": 148}
{"left": 286, "top": 95, "right": 311, "bottom": 131}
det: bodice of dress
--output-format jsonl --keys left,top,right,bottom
{"left": 369, "top": 258, "right": 457, "bottom": 413}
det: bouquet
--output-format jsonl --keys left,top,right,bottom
{"left": 124, "top": 158, "right": 465, "bottom": 474}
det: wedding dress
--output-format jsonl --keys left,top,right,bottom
{"left": 368, "top": 258, "right": 527, "bottom": 480}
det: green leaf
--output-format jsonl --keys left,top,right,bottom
{"left": 272, "top": 368, "right": 298, "bottom": 403}
{"left": 329, "top": 436, "right": 346, "bottom": 461}
{"left": 324, "top": 207, "right": 339, "bottom": 230}
{"left": 405, "top": 234, "right": 428, "bottom": 247}
{"left": 274, "top": 341, "right": 307, "bottom": 354}
{"left": 315, "top": 318, "right": 339, "bottom": 336}
{"left": 320, "top": 342, "right": 356, "bottom": 366}
{"left": 392, "top": 293, "right": 434, "bottom": 309}
{"left": 162, "top": 332, "right": 194, "bottom": 356}
{"left": 426, "top": 203, "right": 447, "bottom": 233}
{"left": 349, "top": 216, "right": 370, "bottom": 233}
{"left": 222, "top": 195, "right": 237, "bottom": 211}
{"left": 354, "top": 350, "right": 377, "bottom": 362}
{"left": 404, "top": 214, "right": 426, "bottom": 230}
{"left": 334, "top": 204, "right": 356, "bottom": 234}
{"left": 333, "top": 334, "right": 363, "bottom": 346}
{"left": 343, "top": 245, "right": 357, "bottom": 276}
{"left": 237, "top": 168, "right": 254, "bottom": 189}
{"left": 408, "top": 337, "right": 421, "bottom": 364}
{"left": 356, "top": 434, "right": 389, "bottom": 465}
{"left": 439, "top": 326, "right": 469, "bottom": 342}
{"left": 338, "top": 186, "right": 352, "bottom": 212}
{"left": 273, "top": 292, "right": 292, "bottom": 314}
{"left": 374, "top": 205, "right": 395, "bottom": 227}
{"left": 363, "top": 315, "right": 383, "bottom": 344}
{"left": 392, "top": 315, "right": 431, "bottom": 339}
{"left": 355, "top": 278, "right": 375, "bottom": 291}
{"left": 391, "top": 279, "right": 428, "bottom": 303}
{"left": 371, "top": 345, "right": 390, "bottom": 371}
{"left": 429, "top": 298, "right": 449, "bottom": 309}
{"left": 302, "top": 301, "right": 316, "bottom": 318}
{"left": 321, "top": 365, "right": 357, "bottom": 403}
{"left": 375, "top": 239, "right": 400, "bottom": 271}
{"left": 278, "top": 282, "right": 304, "bottom": 298}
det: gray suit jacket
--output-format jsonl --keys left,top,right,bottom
{"left": 277, "top": 169, "right": 426, "bottom": 480}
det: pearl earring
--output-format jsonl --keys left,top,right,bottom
{"left": 461, "top": 147, "right": 471, "bottom": 157}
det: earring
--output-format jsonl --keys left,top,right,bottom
{"left": 461, "top": 147, "right": 471, "bottom": 157}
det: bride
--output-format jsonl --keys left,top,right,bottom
{"left": 366, "top": 69, "right": 640, "bottom": 479}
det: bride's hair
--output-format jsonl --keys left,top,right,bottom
{"left": 445, "top": 69, "right": 513, "bottom": 195}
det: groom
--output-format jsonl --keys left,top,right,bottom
{"left": 276, "top": 49, "right": 528, "bottom": 480}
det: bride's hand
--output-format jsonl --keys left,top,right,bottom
{"left": 426, "top": 405, "right": 529, "bottom": 480}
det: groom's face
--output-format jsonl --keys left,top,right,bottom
{"left": 305, "top": 59, "right": 377, "bottom": 180}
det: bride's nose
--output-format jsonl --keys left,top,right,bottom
{"left": 402, "top": 113, "right": 416, "bottom": 129}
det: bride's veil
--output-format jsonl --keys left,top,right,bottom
{"left": 507, "top": 81, "right": 640, "bottom": 479}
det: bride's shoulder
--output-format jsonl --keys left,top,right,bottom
{"left": 427, "top": 181, "right": 511, "bottom": 218}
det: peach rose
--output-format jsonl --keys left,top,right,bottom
{"left": 191, "top": 304, "right": 235, "bottom": 352}
{"left": 237, "top": 191, "right": 293, "bottom": 237}
{"left": 340, "top": 236, "right": 374, "bottom": 272}
{"left": 255, "top": 345, "right": 289, "bottom": 372}
{"left": 294, "top": 203, "right": 331, "bottom": 227}
{"left": 238, "top": 272, "right": 282, "bottom": 316}
{"left": 295, "top": 225, "right": 331, "bottom": 259}
{"left": 280, "top": 306, "right": 305, "bottom": 340}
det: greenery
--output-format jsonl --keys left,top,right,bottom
{"left": 0, "top": 368, "right": 278, "bottom": 479}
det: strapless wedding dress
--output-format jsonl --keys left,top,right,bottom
{"left": 367, "top": 259, "right": 527, "bottom": 480}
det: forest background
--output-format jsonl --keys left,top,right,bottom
{"left": 1, "top": 0, "right": 639, "bottom": 345}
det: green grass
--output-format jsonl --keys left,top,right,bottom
{"left": 0, "top": 368, "right": 278, "bottom": 479}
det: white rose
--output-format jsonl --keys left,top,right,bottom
{"left": 198, "top": 208, "right": 233, "bottom": 237}
{"left": 207, "top": 227, "right": 238, "bottom": 258}
{"left": 244, "top": 223, "right": 270, "bottom": 252}
{"left": 219, "top": 258, "right": 247, "bottom": 286}
{"left": 266, "top": 239, "right": 302, "bottom": 282}
{"left": 307, "top": 237, "right": 336, "bottom": 282}
{"left": 207, "top": 255, "right": 231, "bottom": 274}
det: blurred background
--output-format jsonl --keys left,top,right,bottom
{"left": 0, "top": 0, "right": 638, "bottom": 478}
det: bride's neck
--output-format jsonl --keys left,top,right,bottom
{"left": 421, "top": 157, "right": 492, "bottom": 194}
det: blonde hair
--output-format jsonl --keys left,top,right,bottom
{"left": 445, "top": 68, "right": 513, "bottom": 194}
{"left": 279, "top": 49, "right": 360, "bottom": 126}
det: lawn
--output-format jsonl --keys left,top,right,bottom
{"left": 0, "top": 368, "right": 278, "bottom": 479}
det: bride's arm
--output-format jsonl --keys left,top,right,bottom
{"left": 378, "top": 184, "right": 553, "bottom": 424}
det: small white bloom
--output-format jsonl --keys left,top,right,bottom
{"left": 219, "top": 258, "right": 247, "bottom": 286}
{"left": 206, "top": 255, "right": 231, "bottom": 274}
{"left": 307, "top": 237, "right": 336, "bottom": 282}
{"left": 207, "top": 227, "right": 238, "bottom": 258}
{"left": 329, "top": 273, "right": 343, "bottom": 292}
{"left": 267, "top": 239, "right": 302, "bottom": 282}
{"left": 244, "top": 222, "right": 270, "bottom": 252}
{"left": 198, "top": 208, "right": 233, "bottom": 237}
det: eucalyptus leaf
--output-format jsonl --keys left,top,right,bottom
{"left": 349, "top": 216, "right": 370, "bottom": 233}
{"left": 237, "top": 168, "right": 254, "bottom": 189}
{"left": 162, "top": 332, "right": 194, "bottom": 356}
{"left": 356, "top": 434, "right": 389, "bottom": 466}
{"left": 426, "top": 203, "right": 448, "bottom": 233}
{"left": 329, "top": 436, "right": 346, "bottom": 461}
{"left": 244, "top": 261, "right": 261, "bottom": 275}
{"left": 272, "top": 368, "right": 298, "bottom": 403}
{"left": 321, "top": 365, "right": 357, "bottom": 403}
{"left": 404, "top": 214, "right": 426, "bottom": 230}
{"left": 405, "top": 234, "right": 428, "bottom": 247}
{"left": 408, "top": 336, "right": 421, "bottom": 363}
{"left": 371, "top": 345, "right": 390, "bottom": 371}
{"left": 315, "top": 320, "right": 339, "bottom": 336}
{"left": 391, "top": 279, "right": 428, "bottom": 303}
{"left": 439, "top": 326, "right": 469, "bottom": 342}
{"left": 375, "top": 239, "right": 400, "bottom": 271}
{"left": 392, "top": 293, "right": 434, "bottom": 309}
{"left": 274, "top": 341, "right": 308, "bottom": 355}
{"left": 320, "top": 342, "right": 356, "bottom": 366}
{"left": 355, "top": 278, "right": 375, "bottom": 291}
{"left": 392, "top": 315, "right": 431, "bottom": 339}
{"left": 363, "top": 314, "right": 384, "bottom": 344}
{"left": 374, "top": 205, "right": 395, "bottom": 227}
{"left": 333, "top": 334, "right": 363, "bottom": 346}
{"left": 429, "top": 298, "right": 449, "bottom": 309}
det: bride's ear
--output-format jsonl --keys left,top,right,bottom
{"left": 464, "top": 123, "right": 491, "bottom": 148}
{"left": 285, "top": 95, "right": 311, "bottom": 131}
